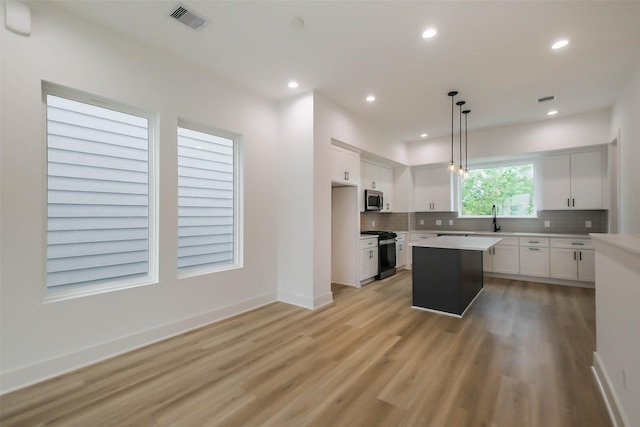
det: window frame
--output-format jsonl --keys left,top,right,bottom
{"left": 42, "top": 81, "right": 158, "bottom": 302}
{"left": 176, "top": 119, "right": 244, "bottom": 279}
{"left": 457, "top": 158, "right": 539, "bottom": 219}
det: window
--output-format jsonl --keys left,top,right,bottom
{"left": 177, "top": 124, "right": 241, "bottom": 276}
{"left": 45, "top": 85, "right": 155, "bottom": 296}
{"left": 460, "top": 163, "right": 535, "bottom": 216}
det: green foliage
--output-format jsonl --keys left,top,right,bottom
{"left": 461, "top": 164, "right": 535, "bottom": 216}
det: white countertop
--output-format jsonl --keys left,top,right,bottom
{"left": 590, "top": 233, "right": 640, "bottom": 256}
{"left": 410, "top": 236, "right": 503, "bottom": 251}
{"left": 409, "top": 230, "right": 591, "bottom": 239}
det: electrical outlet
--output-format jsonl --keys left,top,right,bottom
{"left": 436, "top": 219, "right": 442, "bottom": 226}
{"left": 544, "top": 220, "right": 550, "bottom": 227}
{"left": 419, "top": 219, "right": 424, "bottom": 225}
{"left": 449, "top": 220, "right": 454, "bottom": 225}
{"left": 372, "top": 220, "right": 375, "bottom": 227}
{"left": 585, "top": 220, "right": 592, "bottom": 228}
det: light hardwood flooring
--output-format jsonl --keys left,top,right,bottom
{"left": 0, "top": 271, "right": 611, "bottom": 426}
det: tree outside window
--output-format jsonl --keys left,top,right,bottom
{"left": 460, "top": 164, "right": 535, "bottom": 216}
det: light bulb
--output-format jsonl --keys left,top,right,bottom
{"left": 463, "top": 168, "right": 470, "bottom": 178}
{"left": 447, "top": 162, "right": 457, "bottom": 173}
{"left": 458, "top": 166, "right": 465, "bottom": 176}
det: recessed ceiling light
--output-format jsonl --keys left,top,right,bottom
{"left": 420, "top": 133, "right": 428, "bottom": 138}
{"left": 366, "top": 95, "right": 376, "bottom": 102}
{"left": 552, "top": 39, "right": 569, "bottom": 50}
{"left": 547, "top": 110, "right": 558, "bottom": 116}
{"left": 288, "top": 81, "right": 299, "bottom": 88}
{"left": 422, "top": 28, "right": 438, "bottom": 39}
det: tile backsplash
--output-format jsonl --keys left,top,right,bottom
{"left": 361, "top": 210, "right": 607, "bottom": 235}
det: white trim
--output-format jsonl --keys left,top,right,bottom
{"left": 412, "top": 288, "right": 484, "bottom": 318}
{"left": 277, "top": 291, "right": 315, "bottom": 309}
{"left": 0, "top": 292, "right": 277, "bottom": 395}
{"left": 592, "top": 351, "right": 629, "bottom": 427}
{"left": 313, "top": 292, "right": 334, "bottom": 309}
{"left": 484, "top": 272, "right": 594, "bottom": 289}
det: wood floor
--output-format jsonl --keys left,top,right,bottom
{"left": 0, "top": 271, "right": 612, "bottom": 426}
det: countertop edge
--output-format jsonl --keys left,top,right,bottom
{"left": 590, "top": 233, "right": 640, "bottom": 256}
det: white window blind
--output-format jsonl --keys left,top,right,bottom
{"left": 177, "top": 126, "right": 235, "bottom": 273}
{"left": 46, "top": 93, "right": 151, "bottom": 291}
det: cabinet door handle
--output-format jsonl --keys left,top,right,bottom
{"left": 529, "top": 241, "right": 539, "bottom": 244}
{"left": 572, "top": 198, "right": 575, "bottom": 207}
{"left": 567, "top": 198, "right": 570, "bottom": 207}
{"left": 574, "top": 251, "right": 577, "bottom": 261}
{"left": 571, "top": 242, "right": 585, "bottom": 246}
{"left": 579, "top": 251, "right": 582, "bottom": 261}
{"left": 529, "top": 247, "right": 540, "bottom": 251}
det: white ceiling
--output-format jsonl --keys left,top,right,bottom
{"left": 36, "top": 1, "right": 640, "bottom": 142}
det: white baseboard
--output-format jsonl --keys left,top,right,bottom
{"left": 485, "top": 272, "right": 595, "bottom": 288}
{"left": 592, "top": 351, "right": 629, "bottom": 427}
{"left": 0, "top": 292, "right": 277, "bottom": 395}
{"left": 313, "top": 292, "right": 333, "bottom": 309}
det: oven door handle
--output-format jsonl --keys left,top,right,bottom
{"left": 379, "top": 239, "right": 397, "bottom": 245}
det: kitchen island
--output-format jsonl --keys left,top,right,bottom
{"left": 411, "top": 236, "right": 502, "bottom": 317}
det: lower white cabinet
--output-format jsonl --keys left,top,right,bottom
{"left": 395, "top": 232, "right": 407, "bottom": 268}
{"left": 550, "top": 248, "right": 594, "bottom": 281}
{"left": 577, "top": 249, "right": 595, "bottom": 282}
{"left": 519, "top": 238, "right": 550, "bottom": 277}
{"left": 549, "top": 238, "right": 594, "bottom": 282}
{"left": 360, "top": 237, "right": 378, "bottom": 281}
{"left": 484, "top": 237, "right": 519, "bottom": 274}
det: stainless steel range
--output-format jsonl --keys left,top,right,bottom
{"left": 360, "top": 231, "right": 397, "bottom": 279}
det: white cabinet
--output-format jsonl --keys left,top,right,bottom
{"left": 361, "top": 160, "right": 393, "bottom": 212}
{"left": 549, "top": 238, "right": 594, "bottom": 282}
{"left": 541, "top": 151, "right": 604, "bottom": 210}
{"left": 395, "top": 232, "right": 407, "bottom": 268}
{"left": 483, "top": 236, "right": 519, "bottom": 274}
{"left": 331, "top": 145, "right": 360, "bottom": 185}
{"left": 413, "top": 167, "right": 455, "bottom": 212}
{"left": 519, "top": 237, "right": 550, "bottom": 278}
{"left": 360, "top": 237, "right": 378, "bottom": 281}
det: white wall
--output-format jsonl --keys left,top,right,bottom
{"left": 407, "top": 109, "right": 612, "bottom": 166}
{"left": 0, "top": 3, "right": 280, "bottom": 392}
{"left": 611, "top": 66, "right": 640, "bottom": 234}
{"left": 592, "top": 236, "right": 640, "bottom": 427}
{"left": 313, "top": 93, "right": 406, "bottom": 306}
{"left": 277, "top": 93, "right": 316, "bottom": 308}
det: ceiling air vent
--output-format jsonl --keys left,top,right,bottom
{"left": 169, "top": 4, "right": 207, "bottom": 30}
{"left": 537, "top": 95, "right": 556, "bottom": 103}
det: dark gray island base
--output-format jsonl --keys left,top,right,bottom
{"left": 411, "top": 236, "right": 502, "bottom": 317}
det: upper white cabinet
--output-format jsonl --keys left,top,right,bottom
{"left": 361, "top": 160, "right": 393, "bottom": 211}
{"left": 541, "top": 150, "right": 605, "bottom": 210}
{"left": 413, "top": 167, "right": 455, "bottom": 212}
{"left": 331, "top": 144, "right": 360, "bottom": 185}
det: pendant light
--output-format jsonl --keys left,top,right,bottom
{"left": 456, "top": 100, "right": 466, "bottom": 175}
{"left": 462, "top": 109, "right": 470, "bottom": 178}
{"left": 447, "top": 91, "right": 458, "bottom": 173}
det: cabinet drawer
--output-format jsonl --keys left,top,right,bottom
{"left": 360, "top": 237, "right": 378, "bottom": 249}
{"left": 496, "top": 237, "right": 519, "bottom": 246}
{"left": 519, "top": 237, "right": 549, "bottom": 247}
{"left": 550, "top": 238, "right": 593, "bottom": 249}
{"left": 410, "top": 233, "right": 437, "bottom": 242}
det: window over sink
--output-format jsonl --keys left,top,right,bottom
{"left": 459, "top": 162, "right": 536, "bottom": 217}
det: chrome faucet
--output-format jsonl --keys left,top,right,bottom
{"left": 492, "top": 204, "right": 501, "bottom": 232}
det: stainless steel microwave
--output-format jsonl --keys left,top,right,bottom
{"left": 365, "top": 189, "right": 383, "bottom": 211}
